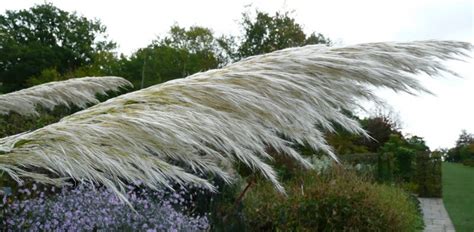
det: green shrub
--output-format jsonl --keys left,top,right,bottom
{"left": 377, "top": 152, "right": 396, "bottom": 183}
{"left": 0, "top": 105, "right": 81, "bottom": 138}
{"left": 242, "top": 168, "right": 423, "bottom": 231}
{"left": 415, "top": 153, "right": 442, "bottom": 197}
{"left": 462, "top": 159, "right": 474, "bottom": 167}
{"left": 340, "top": 153, "right": 378, "bottom": 165}
{"left": 394, "top": 148, "right": 415, "bottom": 182}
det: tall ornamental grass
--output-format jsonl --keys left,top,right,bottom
{"left": 0, "top": 41, "right": 471, "bottom": 200}
{"left": 0, "top": 76, "right": 132, "bottom": 117}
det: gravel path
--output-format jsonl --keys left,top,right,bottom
{"left": 419, "top": 198, "right": 455, "bottom": 232}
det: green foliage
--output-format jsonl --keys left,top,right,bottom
{"left": 25, "top": 68, "right": 63, "bottom": 86}
{"left": 340, "top": 134, "right": 441, "bottom": 197}
{"left": 380, "top": 134, "right": 429, "bottom": 183}
{"left": 0, "top": 3, "right": 115, "bottom": 92}
{"left": 325, "top": 129, "right": 369, "bottom": 155}
{"left": 445, "top": 130, "right": 474, "bottom": 165}
{"left": 359, "top": 115, "right": 401, "bottom": 152}
{"left": 415, "top": 152, "right": 442, "bottom": 197}
{"left": 229, "top": 10, "right": 331, "bottom": 60}
{"left": 462, "top": 159, "right": 474, "bottom": 167}
{"left": 377, "top": 152, "right": 396, "bottom": 182}
{"left": 1, "top": 5, "right": 333, "bottom": 92}
{"left": 241, "top": 168, "right": 423, "bottom": 231}
{"left": 0, "top": 105, "right": 76, "bottom": 138}
{"left": 117, "top": 25, "right": 223, "bottom": 89}
{"left": 323, "top": 112, "right": 402, "bottom": 156}
{"left": 200, "top": 179, "right": 247, "bottom": 231}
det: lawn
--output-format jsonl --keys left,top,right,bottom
{"left": 442, "top": 162, "right": 474, "bottom": 232}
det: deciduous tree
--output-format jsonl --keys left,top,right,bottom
{"left": 0, "top": 4, "right": 115, "bottom": 92}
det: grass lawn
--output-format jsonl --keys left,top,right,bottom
{"left": 442, "top": 162, "right": 474, "bottom": 232}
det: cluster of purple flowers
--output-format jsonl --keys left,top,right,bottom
{"left": 0, "top": 184, "right": 209, "bottom": 231}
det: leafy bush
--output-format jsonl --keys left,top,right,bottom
{"left": 0, "top": 105, "right": 80, "bottom": 138}
{"left": 445, "top": 130, "right": 474, "bottom": 163}
{"left": 376, "top": 152, "right": 396, "bottom": 182}
{"left": 416, "top": 153, "right": 442, "bottom": 197}
{"left": 462, "top": 159, "right": 474, "bottom": 167}
{"left": 241, "top": 168, "right": 423, "bottom": 231}
{"left": 341, "top": 153, "right": 404, "bottom": 186}
{"left": 199, "top": 180, "right": 247, "bottom": 231}
{"left": 0, "top": 184, "right": 209, "bottom": 231}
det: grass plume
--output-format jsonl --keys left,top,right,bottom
{"left": 0, "top": 76, "right": 133, "bottom": 117}
{"left": 0, "top": 41, "right": 471, "bottom": 200}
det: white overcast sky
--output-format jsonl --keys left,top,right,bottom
{"left": 1, "top": 0, "right": 473, "bottom": 149}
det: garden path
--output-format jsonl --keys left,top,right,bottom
{"left": 419, "top": 198, "right": 455, "bottom": 232}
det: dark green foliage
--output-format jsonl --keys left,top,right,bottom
{"left": 0, "top": 105, "right": 79, "bottom": 138}
{"left": 116, "top": 25, "right": 223, "bottom": 89}
{"left": 0, "top": 3, "right": 115, "bottom": 92}
{"left": 342, "top": 150, "right": 442, "bottom": 197}
{"left": 359, "top": 116, "right": 402, "bottom": 152}
{"left": 241, "top": 168, "right": 423, "bottom": 232}
{"left": 445, "top": 130, "right": 474, "bottom": 165}
{"left": 204, "top": 181, "right": 247, "bottom": 231}
{"left": 380, "top": 135, "right": 430, "bottom": 183}
{"left": 225, "top": 11, "right": 331, "bottom": 61}
{"left": 380, "top": 134, "right": 414, "bottom": 182}
{"left": 377, "top": 152, "right": 396, "bottom": 183}
{"left": 416, "top": 152, "right": 442, "bottom": 197}
{"left": 340, "top": 135, "right": 442, "bottom": 197}
{"left": 324, "top": 113, "right": 401, "bottom": 156}
{"left": 462, "top": 159, "right": 474, "bottom": 167}
{"left": 325, "top": 129, "right": 369, "bottom": 155}
{"left": 1, "top": 5, "right": 334, "bottom": 92}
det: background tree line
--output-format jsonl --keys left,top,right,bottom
{"left": 0, "top": 4, "right": 456, "bottom": 230}
{"left": 2, "top": 3, "right": 461, "bottom": 166}
{"left": 4, "top": 3, "right": 464, "bottom": 169}
{"left": 0, "top": 3, "right": 331, "bottom": 93}
{"left": 1, "top": 3, "right": 446, "bottom": 167}
{"left": 443, "top": 130, "right": 474, "bottom": 166}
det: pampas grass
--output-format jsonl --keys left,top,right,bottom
{"left": 0, "top": 76, "right": 133, "bottom": 116}
{"left": 0, "top": 41, "right": 471, "bottom": 200}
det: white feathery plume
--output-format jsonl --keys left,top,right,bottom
{"left": 0, "top": 76, "right": 133, "bottom": 116}
{"left": 0, "top": 41, "right": 471, "bottom": 200}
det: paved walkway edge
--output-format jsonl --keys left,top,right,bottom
{"left": 418, "top": 198, "right": 455, "bottom": 232}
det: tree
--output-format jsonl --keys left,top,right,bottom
{"left": 119, "top": 25, "right": 223, "bottom": 88}
{"left": 359, "top": 115, "right": 402, "bottom": 152}
{"left": 446, "top": 130, "right": 474, "bottom": 162}
{"left": 231, "top": 11, "right": 331, "bottom": 60}
{"left": 0, "top": 3, "right": 115, "bottom": 92}
{"left": 322, "top": 109, "right": 402, "bottom": 155}
{"left": 323, "top": 110, "right": 369, "bottom": 155}
{"left": 157, "top": 25, "right": 222, "bottom": 76}
{"left": 380, "top": 134, "right": 430, "bottom": 182}
{"left": 455, "top": 130, "right": 473, "bottom": 147}
{"left": 0, "top": 41, "right": 469, "bottom": 200}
